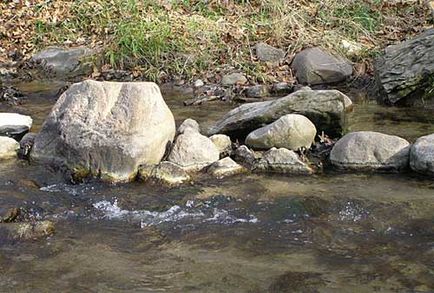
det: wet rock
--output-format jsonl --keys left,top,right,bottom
{"left": 177, "top": 118, "right": 200, "bottom": 134}
{"left": 209, "top": 88, "right": 350, "bottom": 138}
{"left": 31, "top": 80, "right": 175, "bottom": 182}
{"left": 245, "top": 114, "right": 317, "bottom": 151}
{"left": 291, "top": 47, "right": 353, "bottom": 85}
{"left": 16, "top": 221, "right": 55, "bottom": 240}
{"left": 207, "top": 157, "right": 247, "bottom": 178}
{"left": 18, "top": 132, "right": 36, "bottom": 159}
{"left": 0, "top": 208, "right": 20, "bottom": 223}
{"left": 209, "top": 134, "right": 232, "bottom": 156}
{"left": 0, "top": 86, "right": 26, "bottom": 105}
{"left": 221, "top": 73, "right": 247, "bottom": 86}
{"left": 271, "top": 82, "right": 293, "bottom": 95}
{"left": 254, "top": 148, "right": 313, "bottom": 174}
{"left": 0, "top": 136, "right": 19, "bottom": 160}
{"left": 255, "top": 42, "right": 285, "bottom": 62}
{"left": 31, "top": 46, "right": 94, "bottom": 79}
{"left": 410, "top": 133, "right": 434, "bottom": 176}
{"left": 330, "top": 131, "right": 410, "bottom": 172}
{"left": 0, "top": 113, "right": 33, "bottom": 140}
{"left": 375, "top": 29, "right": 434, "bottom": 106}
{"left": 233, "top": 145, "right": 256, "bottom": 168}
{"left": 168, "top": 131, "right": 220, "bottom": 172}
{"left": 246, "top": 85, "right": 269, "bottom": 98}
{"left": 139, "top": 161, "right": 191, "bottom": 186}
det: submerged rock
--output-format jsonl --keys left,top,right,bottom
{"left": 221, "top": 73, "right": 247, "bottom": 86}
{"left": 330, "top": 131, "right": 410, "bottom": 172}
{"left": 16, "top": 221, "right": 55, "bottom": 240}
{"left": 245, "top": 114, "right": 317, "bottom": 151}
{"left": 31, "top": 46, "right": 94, "bottom": 78}
{"left": 31, "top": 80, "right": 176, "bottom": 182}
{"left": 208, "top": 88, "right": 350, "bottom": 138}
{"left": 207, "top": 157, "right": 247, "bottom": 178}
{"left": 139, "top": 161, "right": 191, "bottom": 186}
{"left": 0, "top": 136, "right": 19, "bottom": 160}
{"left": 168, "top": 131, "right": 220, "bottom": 172}
{"left": 375, "top": 29, "right": 434, "bottom": 106}
{"left": 410, "top": 133, "right": 434, "bottom": 176}
{"left": 209, "top": 134, "right": 232, "bottom": 156}
{"left": 291, "top": 47, "right": 353, "bottom": 85}
{"left": 0, "top": 113, "right": 32, "bottom": 140}
{"left": 254, "top": 148, "right": 313, "bottom": 174}
{"left": 255, "top": 42, "right": 285, "bottom": 62}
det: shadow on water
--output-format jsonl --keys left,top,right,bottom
{"left": 0, "top": 81, "right": 434, "bottom": 292}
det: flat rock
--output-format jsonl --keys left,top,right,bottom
{"left": 207, "top": 157, "right": 247, "bottom": 178}
{"left": 330, "top": 131, "right": 410, "bottom": 171}
{"left": 221, "top": 73, "right": 247, "bottom": 86}
{"left": 31, "top": 46, "right": 94, "bottom": 78}
{"left": 209, "top": 134, "right": 232, "bottom": 156}
{"left": 209, "top": 88, "right": 350, "bottom": 138}
{"left": 0, "top": 113, "right": 32, "bottom": 140}
{"left": 255, "top": 42, "right": 285, "bottom": 62}
{"left": 168, "top": 131, "right": 220, "bottom": 172}
{"left": 410, "top": 133, "right": 434, "bottom": 176}
{"left": 246, "top": 114, "right": 317, "bottom": 151}
{"left": 254, "top": 148, "right": 313, "bottom": 174}
{"left": 139, "top": 161, "right": 191, "bottom": 186}
{"left": 31, "top": 80, "right": 175, "bottom": 182}
{"left": 291, "top": 47, "right": 353, "bottom": 85}
{"left": 0, "top": 136, "right": 19, "bottom": 160}
{"left": 375, "top": 29, "right": 434, "bottom": 105}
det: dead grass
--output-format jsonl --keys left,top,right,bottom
{"left": 0, "top": 0, "right": 431, "bottom": 82}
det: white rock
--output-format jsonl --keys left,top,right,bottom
{"left": 0, "top": 136, "right": 19, "bottom": 160}
{"left": 0, "top": 113, "right": 33, "bottom": 139}
{"left": 209, "top": 134, "right": 232, "bottom": 155}
{"left": 410, "top": 133, "right": 434, "bottom": 176}
{"left": 207, "top": 157, "right": 247, "bottom": 178}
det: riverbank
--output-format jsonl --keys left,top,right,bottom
{"left": 1, "top": 0, "right": 432, "bottom": 83}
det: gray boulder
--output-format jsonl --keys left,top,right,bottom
{"left": 0, "top": 136, "right": 19, "bottom": 160}
{"left": 255, "top": 42, "right": 285, "bottom": 62}
{"left": 138, "top": 161, "right": 191, "bottom": 186}
{"left": 209, "top": 88, "right": 350, "bottom": 138}
{"left": 291, "top": 47, "right": 353, "bottom": 85}
{"left": 375, "top": 29, "right": 434, "bottom": 105}
{"left": 31, "top": 47, "right": 94, "bottom": 78}
{"left": 410, "top": 134, "right": 434, "bottom": 176}
{"left": 330, "top": 131, "right": 410, "bottom": 171}
{"left": 30, "top": 80, "right": 175, "bottom": 182}
{"left": 246, "top": 114, "right": 316, "bottom": 151}
{"left": 0, "top": 113, "right": 32, "bottom": 140}
{"left": 254, "top": 148, "right": 313, "bottom": 174}
{"left": 168, "top": 131, "right": 220, "bottom": 172}
{"left": 221, "top": 73, "right": 247, "bottom": 86}
{"left": 207, "top": 157, "right": 247, "bottom": 178}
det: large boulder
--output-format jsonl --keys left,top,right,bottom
{"left": 0, "top": 113, "right": 32, "bottom": 140}
{"left": 375, "top": 29, "right": 434, "bottom": 106}
{"left": 31, "top": 47, "right": 94, "bottom": 79}
{"left": 245, "top": 114, "right": 316, "bottom": 151}
{"left": 330, "top": 131, "right": 410, "bottom": 171}
{"left": 30, "top": 80, "right": 175, "bottom": 182}
{"left": 208, "top": 88, "right": 350, "bottom": 138}
{"left": 167, "top": 131, "right": 220, "bottom": 172}
{"left": 254, "top": 148, "right": 313, "bottom": 174}
{"left": 410, "top": 134, "right": 434, "bottom": 176}
{"left": 291, "top": 47, "right": 353, "bottom": 85}
{"left": 0, "top": 136, "right": 19, "bottom": 160}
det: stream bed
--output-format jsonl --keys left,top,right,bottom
{"left": 0, "top": 82, "right": 433, "bottom": 292}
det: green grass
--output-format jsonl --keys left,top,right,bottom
{"left": 27, "top": 0, "right": 429, "bottom": 82}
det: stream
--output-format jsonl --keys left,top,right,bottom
{"left": 0, "top": 81, "right": 434, "bottom": 292}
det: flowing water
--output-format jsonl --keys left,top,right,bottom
{"left": 0, "top": 82, "right": 433, "bottom": 292}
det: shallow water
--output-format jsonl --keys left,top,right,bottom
{"left": 0, "top": 82, "right": 433, "bottom": 292}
